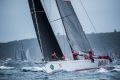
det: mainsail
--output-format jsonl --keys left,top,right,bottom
{"left": 55, "top": 0, "right": 91, "bottom": 53}
{"left": 28, "top": 0, "right": 63, "bottom": 61}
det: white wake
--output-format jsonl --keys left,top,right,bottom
{"left": 21, "top": 67, "right": 44, "bottom": 72}
{"left": 0, "top": 66, "right": 15, "bottom": 70}
{"left": 113, "top": 65, "right": 120, "bottom": 71}
{"left": 97, "top": 68, "right": 109, "bottom": 73}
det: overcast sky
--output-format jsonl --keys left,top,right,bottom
{"left": 0, "top": 0, "right": 120, "bottom": 42}
{"left": 0, "top": 0, "right": 36, "bottom": 42}
{"left": 75, "top": 0, "right": 120, "bottom": 33}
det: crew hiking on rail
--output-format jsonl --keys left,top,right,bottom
{"left": 51, "top": 52, "right": 66, "bottom": 60}
{"left": 72, "top": 49, "right": 94, "bottom": 62}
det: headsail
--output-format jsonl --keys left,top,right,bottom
{"left": 55, "top": 0, "right": 91, "bottom": 53}
{"left": 28, "top": 0, "right": 63, "bottom": 61}
{"left": 40, "top": 0, "right": 72, "bottom": 59}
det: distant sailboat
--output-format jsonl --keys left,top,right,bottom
{"left": 20, "top": 42, "right": 27, "bottom": 61}
{"left": 25, "top": 49, "right": 32, "bottom": 62}
{"left": 28, "top": 0, "right": 112, "bottom": 73}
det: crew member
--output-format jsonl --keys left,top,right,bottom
{"left": 107, "top": 56, "right": 112, "bottom": 63}
{"left": 88, "top": 49, "right": 94, "bottom": 62}
{"left": 85, "top": 49, "right": 94, "bottom": 62}
{"left": 61, "top": 53, "right": 65, "bottom": 60}
{"left": 72, "top": 51, "right": 79, "bottom": 60}
{"left": 51, "top": 52, "right": 58, "bottom": 60}
{"left": 98, "top": 55, "right": 112, "bottom": 63}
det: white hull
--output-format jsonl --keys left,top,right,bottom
{"left": 42, "top": 59, "right": 110, "bottom": 73}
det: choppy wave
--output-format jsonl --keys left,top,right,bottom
{"left": 0, "top": 66, "right": 15, "bottom": 70}
{"left": 97, "top": 68, "right": 109, "bottom": 73}
{"left": 113, "top": 65, "right": 120, "bottom": 71}
{"left": 0, "top": 62, "right": 120, "bottom": 80}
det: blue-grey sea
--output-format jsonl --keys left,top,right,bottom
{"left": 0, "top": 60, "right": 120, "bottom": 80}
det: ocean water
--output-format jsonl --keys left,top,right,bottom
{"left": 0, "top": 60, "right": 120, "bottom": 80}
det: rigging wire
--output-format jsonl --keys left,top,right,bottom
{"left": 50, "top": 13, "right": 73, "bottom": 22}
{"left": 79, "top": 0, "right": 97, "bottom": 33}
{"left": 79, "top": 0, "right": 107, "bottom": 53}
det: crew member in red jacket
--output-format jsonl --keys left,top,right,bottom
{"left": 85, "top": 49, "right": 94, "bottom": 62}
{"left": 51, "top": 52, "right": 58, "bottom": 60}
{"left": 88, "top": 50, "right": 94, "bottom": 62}
{"left": 61, "top": 53, "right": 65, "bottom": 60}
{"left": 72, "top": 51, "right": 79, "bottom": 60}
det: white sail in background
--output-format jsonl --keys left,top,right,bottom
{"left": 25, "top": 49, "right": 32, "bottom": 62}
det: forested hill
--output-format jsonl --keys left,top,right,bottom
{"left": 0, "top": 31, "right": 120, "bottom": 60}
{"left": 0, "top": 38, "right": 41, "bottom": 61}
{"left": 87, "top": 31, "right": 120, "bottom": 58}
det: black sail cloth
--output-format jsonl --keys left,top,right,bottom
{"left": 28, "top": 0, "right": 63, "bottom": 61}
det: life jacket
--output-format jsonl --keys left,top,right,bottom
{"left": 51, "top": 52, "right": 57, "bottom": 59}
{"left": 98, "top": 56, "right": 109, "bottom": 59}
{"left": 61, "top": 54, "right": 65, "bottom": 60}
{"left": 72, "top": 51, "right": 79, "bottom": 60}
{"left": 85, "top": 51, "right": 93, "bottom": 59}
{"left": 89, "top": 52, "right": 93, "bottom": 59}
{"left": 98, "top": 56, "right": 112, "bottom": 62}
{"left": 84, "top": 54, "right": 89, "bottom": 59}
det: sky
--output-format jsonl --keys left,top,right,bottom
{"left": 0, "top": 0, "right": 120, "bottom": 42}
{"left": 0, "top": 0, "right": 36, "bottom": 42}
{"left": 71, "top": 0, "right": 120, "bottom": 33}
